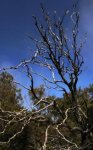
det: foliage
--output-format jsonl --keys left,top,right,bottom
{"left": 0, "top": 72, "right": 23, "bottom": 150}
{"left": 0, "top": 72, "right": 23, "bottom": 111}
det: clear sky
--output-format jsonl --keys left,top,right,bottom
{"left": 0, "top": 0, "right": 93, "bottom": 108}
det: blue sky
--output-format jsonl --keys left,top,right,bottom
{"left": 0, "top": 0, "right": 93, "bottom": 108}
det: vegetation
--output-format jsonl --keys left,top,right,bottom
{"left": 0, "top": 72, "right": 23, "bottom": 111}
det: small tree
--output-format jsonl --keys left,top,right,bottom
{"left": 0, "top": 72, "right": 23, "bottom": 111}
